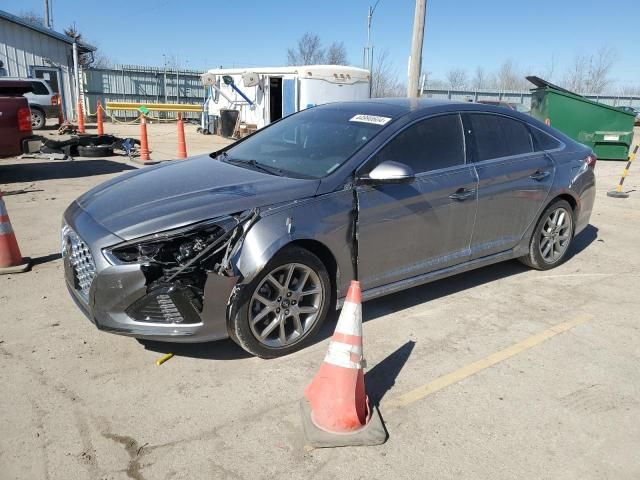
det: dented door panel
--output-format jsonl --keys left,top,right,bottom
{"left": 357, "top": 166, "right": 478, "bottom": 292}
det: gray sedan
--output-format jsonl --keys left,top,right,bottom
{"left": 62, "top": 99, "right": 596, "bottom": 357}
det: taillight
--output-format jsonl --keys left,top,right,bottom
{"left": 51, "top": 94, "right": 60, "bottom": 106}
{"left": 585, "top": 154, "right": 597, "bottom": 169}
{"left": 18, "top": 107, "right": 32, "bottom": 132}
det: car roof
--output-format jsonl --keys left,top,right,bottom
{"left": 315, "top": 98, "right": 467, "bottom": 118}
{"left": 0, "top": 77, "right": 48, "bottom": 83}
{"left": 315, "top": 97, "right": 537, "bottom": 120}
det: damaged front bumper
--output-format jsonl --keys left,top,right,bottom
{"left": 62, "top": 201, "right": 253, "bottom": 343}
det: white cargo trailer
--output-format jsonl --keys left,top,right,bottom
{"left": 201, "top": 65, "right": 370, "bottom": 130}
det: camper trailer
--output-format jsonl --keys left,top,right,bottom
{"left": 201, "top": 65, "right": 370, "bottom": 133}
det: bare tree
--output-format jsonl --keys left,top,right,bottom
{"left": 287, "top": 33, "right": 325, "bottom": 65}
{"left": 585, "top": 47, "right": 616, "bottom": 93}
{"left": 325, "top": 42, "right": 348, "bottom": 65}
{"left": 563, "top": 47, "right": 616, "bottom": 94}
{"left": 619, "top": 84, "right": 640, "bottom": 95}
{"left": 92, "top": 49, "right": 115, "bottom": 69}
{"left": 543, "top": 53, "right": 557, "bottom": 82}
{"left": 371, "top": 50, "right": 405, "bottom": 98}
{"left": 472, "top": 66, "right": 488, "bottom": 90}
{"left": 446, "top": 68, "right": 468, "bottom": 90}
{"left": 19, "top": 10, "right": 45, "bottom": 26}
{"left": 495, "top": 59, "right": 521, "bottom": 91}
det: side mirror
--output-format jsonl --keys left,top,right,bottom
{"left": 359, "top": 161, "right": 415, "bottom": 185}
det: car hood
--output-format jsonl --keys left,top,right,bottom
{"left": 75, "top": 155, "right": 320, "bottom": 240}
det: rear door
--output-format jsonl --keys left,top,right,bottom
{"left": 357, "top": 114, "right": 478, "bottom": 291}
{"left": 465, "top": 113, "right": 555, "bottom": 259}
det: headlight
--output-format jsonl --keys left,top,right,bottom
{"left": 105, "top": 218, "right": 236, "bottom": 266}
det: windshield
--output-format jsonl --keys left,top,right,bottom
{"left": 221, "top": 107, "right": 389, "bottom": 178}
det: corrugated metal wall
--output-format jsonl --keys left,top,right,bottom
{"left": 421, "top": 87, "right": 640, "bottom": 108}
{"left": 84, "top": 65, "right": 206, "bottom": 120}
{"left": 0, "top": 17, "right": 76, "bottom": 120}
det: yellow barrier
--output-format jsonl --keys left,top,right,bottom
{"left": 105, "top": 102, "right": 203, "bottom": 112}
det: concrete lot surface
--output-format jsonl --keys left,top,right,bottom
{"left": 0, "top": 125, "right": 639, "bottom": 479}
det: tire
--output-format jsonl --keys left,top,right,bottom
{"left": 77, "top": 145, "right": 114, "bottom": 158}
{"left": 229, "top": 245, "right": 331, "bottom": 358}
{"left": 519, "top": 199, "right": 575, "bottom": 270}
{"left": 31, "top": 109, "right": 45, "bottom": 130}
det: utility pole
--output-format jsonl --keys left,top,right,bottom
{"left": 364, "top": 1, "right": 381, "bottom": 68}
{"left": 407, "top": 0, "right": 427, "bottom": 98}
{"left": 364, "top": 1, "right": 381, "bottom": 97}
{"left": 43, "top": 0, "right": 51, "bottom": 28}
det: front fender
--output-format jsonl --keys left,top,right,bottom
{"left": 231, "top": 190, "right": 355, "bottom": 293}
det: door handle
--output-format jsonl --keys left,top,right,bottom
{"left": 449, "top": 188, "right": 476, "bottom": 201}
{"left": 530, "top": 170, "right": 551, "bottom": 181}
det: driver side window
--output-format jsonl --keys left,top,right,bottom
{"left": 366, "top": 114, "right": 465, "bottom": 174}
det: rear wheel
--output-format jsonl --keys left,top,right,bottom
{"left": 229, "top": 246, "right": 331, "bottom": 358}
{"left": 31, "top": 109, "right": 45, "bottom": 130}
{"left": 519, "top": 199, "right": 574, "bottom": 270}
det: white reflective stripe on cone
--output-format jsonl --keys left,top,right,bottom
{"left": 0, "top": 200, "right": 7, "bottom": 216}
{"left": 324, "top": 340, "right": 364, "bottom": 369}
{"left": 334, "top": 301, "right": 363, "bottom": 337}
{"left": 0, "top": 222, "right": 14, "bottom": 235}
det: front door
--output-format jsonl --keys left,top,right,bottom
{"left": 465, "top": 113, "right": 555, "bottom": 258}
{"left": 357, "top": 114, "right": 478, "bottom": 291}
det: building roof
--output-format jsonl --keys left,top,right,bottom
{"left": 0, "top": 9, "right": 96, "bottom": 52}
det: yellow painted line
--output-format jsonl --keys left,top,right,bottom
{"left": 386, "top": 314, "right": 592, "bottom": 408}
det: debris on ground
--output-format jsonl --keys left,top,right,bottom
{"left": 19, "top": 134, "right": 141, "bottom": 160}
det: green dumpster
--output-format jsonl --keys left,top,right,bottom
{"left": 527, "top": 76, "right": 635, "bottom": 160}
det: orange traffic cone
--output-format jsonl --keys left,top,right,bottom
{"left": 96, "top": 100, "right": 104, "bottom": 135}
{"left": 301, "top": 281, "right": 386, "bottom": 448}
{"left": 177, "top": 112, "right": 187, "bottom": 159}
{"left": 139, "top": 115, "right": 150, "bottom": 162}
{"left": 77, "top": 100, "right": 85, "bottom": 134}
{"left": 0, "top": 194, "right": 31, "bottom": 274}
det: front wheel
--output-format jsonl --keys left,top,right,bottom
{"left": 229, "top": 246, "right": 331, "bottom": 358}
{"left": 519, "top": 199, "right": 574, "bottom": 270}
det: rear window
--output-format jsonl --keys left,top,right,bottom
{"left": 530, "top": 127, "right": 562, "bottom": 151}
{"left": 469, "top": 114, "right": 533, "bottom": 161}
{"left": 30, "top": 81, "right": 50, "bottom": 95}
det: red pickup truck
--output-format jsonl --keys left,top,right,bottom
{"left": 0, "top": 80, "right": 34, "bottom": 157}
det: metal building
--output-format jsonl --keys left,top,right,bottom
{"left": 0, "top": 9, "right": 95, "bottom": 120}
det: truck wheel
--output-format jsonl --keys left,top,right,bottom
{"left": 31, "top": 109, "right": 45, "bottom": 130}
{"left": 229, "top": 245, "right": 331, "bottom": 358}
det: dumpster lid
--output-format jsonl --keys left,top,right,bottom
{"left": 526, "top": 76, "right": 575, "bottom": 95}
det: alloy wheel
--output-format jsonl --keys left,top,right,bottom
{"left": 539, "top": 207, "right": 572, "bottom": 263}
{"left": 31, "top": 111, "right": 44, "bottom": 129}
{"left": 249, "top": 263, "right": 324, "bottom": 348}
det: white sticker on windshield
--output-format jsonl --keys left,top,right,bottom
{"left": 349, "top": 114, "right": 391, "bottom": 125}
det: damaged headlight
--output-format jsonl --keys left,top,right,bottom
{"left": 106, "top": 220, "right": 229, "bottom": 267}
{"left": 103, "top": 211, "right": 259, "bottom": 324}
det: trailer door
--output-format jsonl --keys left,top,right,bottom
{"left": 282, "top": 78, "right": 297, "bottom": 117}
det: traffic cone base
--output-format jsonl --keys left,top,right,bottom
{"left": 301, "top": 280, "right": 387, "bottom": 448}
{"left": 300, "top": 399, "right": 386, "bottom": 448}
{"left": 0, "top": 195, "right": 31, "bottom": 275}
{"left": 0, "top": 260, "right": 31, "bottom": 275}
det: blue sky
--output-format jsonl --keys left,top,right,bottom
{"left": 3, "top": 0, "right": 639, "bottom": 89}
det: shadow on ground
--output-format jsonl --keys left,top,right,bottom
{"left": 365, "top": 340, "right": 416, "bottom": 405}
{"left": 139, "top": 224, "right": 599, "bottom": 362}
{"left": 0, "top": 159, "right": 136, "bottom": 183}
{"left": 32, "top": 252, "right": 62, "bottom": 266}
